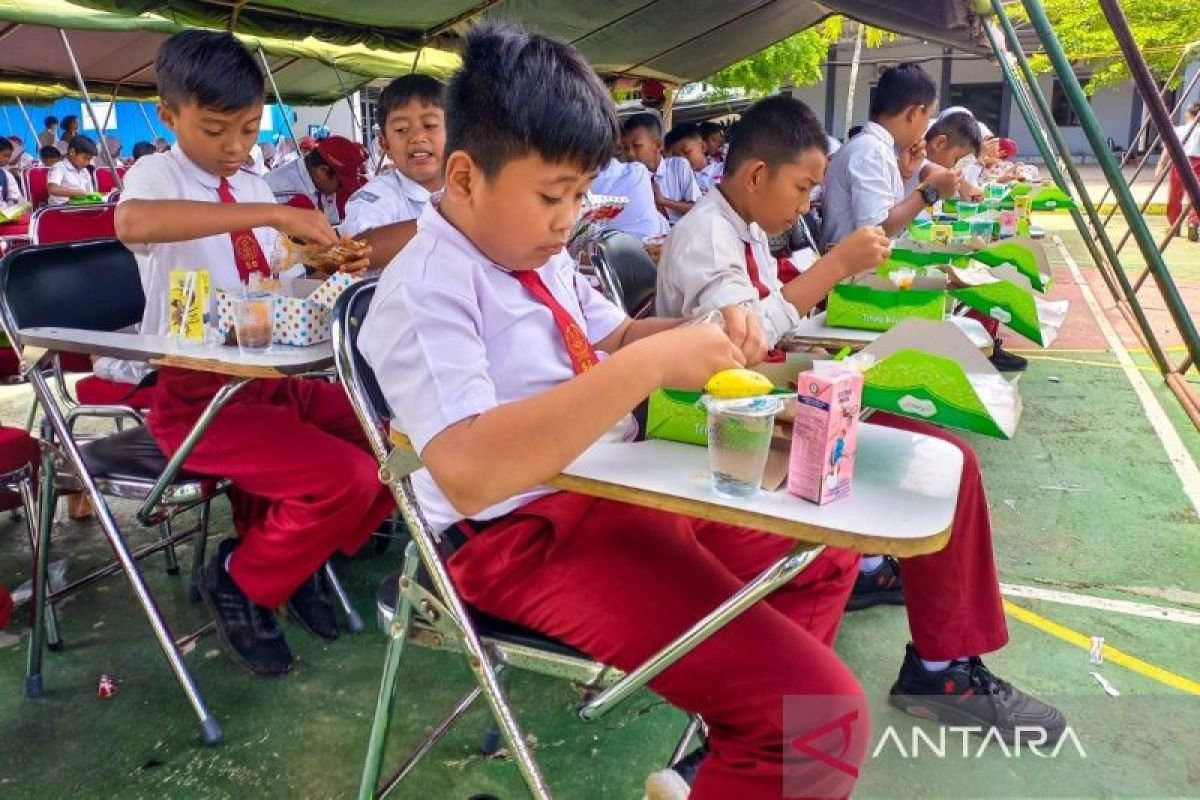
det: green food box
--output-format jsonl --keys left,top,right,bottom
{"left": 826, "top": 277, "right": 948, "bottom": 332}
{"left": 645, "top": 387, "right": 791, "bottom": 446}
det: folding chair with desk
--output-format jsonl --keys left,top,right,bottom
{"left": 332, "top": 280, "right": 963, "bottom": 799}
{"left": 590, "top": 230, "right": 658, "bottom": 318}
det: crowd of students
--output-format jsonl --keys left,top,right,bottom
{"left": 14, "top": 22, "right": 1074, "bottom": 799}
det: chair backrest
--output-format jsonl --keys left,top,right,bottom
{"left": 95, "top": 167, "right": 126, "bottom": 193}
{"left": 30, "top": 203, "right": 118, "bottom": 245}
{"left": 593, "top": 231, "right": 658, "bottom": 318}
{"left": 331, "top": 278, "right": 391, "bottom": 462}
{"left": 25, "top": 167, "right": 49, "bottom": 207}
{"left": 0, "top": 239, "right": 145, "bottom": 340}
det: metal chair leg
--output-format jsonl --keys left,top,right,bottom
{"left": 159, "top": 519, "right": 181, "bottom": 576}
{"left": 359, "top": 545, "right": 420, "bottom": 800}
{"left": 324, "top": 562, "right": 364, "bottom": 633}
{"left": 668, "top": 714, "right": 706, "bottom": 766}
{"left": 23, "top": 395, "right": 38, "bottom": 432}
{"left": 25, "top": 450, "right": 56, "bottom": 697}
{"left": 189, "top": 501, "right": 211, "bottom": 603}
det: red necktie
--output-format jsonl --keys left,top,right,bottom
{"left": 511, "top": 269, "right": 599, "bottom": 374}
{"left": 742, "top": 242, "right": 771, "bottom": 300}
{"left": 216, "top": 177, "right": 269, "bottom": 282}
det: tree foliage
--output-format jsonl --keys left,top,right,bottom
{"left": 705, "top": 17, "right": 895, "bottom": 96}
{"left": 1009, "top": 0, "right": 1199, "bottom": 94}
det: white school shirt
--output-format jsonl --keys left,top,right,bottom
{"left": 265, "top": 159, "right": 339, "bottom": 225}
{"left": 46, "top": 160, "right": 95, "bottom": 206}
{"left": 120, "top": 145, "right": 295, "bottom": 337}
{"left": 358, "top": 202, "right": 628, "bottom": 533}
{"left": 1176, "top": 123, "right": 1200, "bottom": 158}
{"left": 695, "top": 160, "right": 723, "bottom": 194}
{"left": 652, "top": 155, "right": 701, "bottom": 223}
{"left": 0, "top": 168, "right": 24, "bottom": 206}
{"left": 656, "top": 187, "right": 801, "bottom": 347}
{"left": 339, "top": 170, "right": 431, "bottom": 238}
{"left": 821, "top": 121, "right": 906, "bottom": 248}
{"left": 589, "top": 158, "right": 668, "bottom": 239}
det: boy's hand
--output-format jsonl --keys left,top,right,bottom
{"left": 647, "top": 323, "right": 746, "bottom": 390}
{"left": 719, "top": 304, "right": 769, "bottom": 366}
{"left": 982, "top": 136, "right": 1001, "bottom": 162}
{"left": 960, "top": 179, "right": 983, "bottom": 201}
{"left": 650, "top": 178, "right": 667, "bottom": 213}
{"left": 271, "top": 205, "right": 338, "bottom": 248}
{"left": 899, "top": 141, "right": 926, "bottom": 180}
{"left": 928, "top": 167, "right": 960, "bottom": 200}
{"left": 828, "top": 226, "right": 891, "bottom": 278}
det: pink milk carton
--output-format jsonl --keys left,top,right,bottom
{"left": 787, "top": 368, "right": 864, "bottom": 505}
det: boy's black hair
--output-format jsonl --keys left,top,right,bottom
{"left": 38, "top": 145, "right": 60, "bottom": 160}
{"left": 622, "top": 112, "right": 662, "bottom": 140}
{"left": 1188, "top": 101, "right": 1200, "bottom": 119}
{"left": 664, "top": 122, "right": 702, "bottom": 151}
{"left": 132, "top": 140, "right": 156, "bottom": 159}
{"left": 446, "top": 22, "right": 617, "bottom": 177}
{"left": 67, "top": 135, "right": 98, "bottom": 157}
{"left": 44, "top": 115, "right": 58, "bottom": 128}
{"left": 304, "top": 148, "right": 331, "bottom": 172}
{"left": 377, "top": 74, "right": 445, "bottom": 127}
{"left": 869, "top": 63, "right": 937, "bottom": 119}
{"left": 724, "top": 95, "right": 828, "bottom": 176}
{"left": 156, "top": 30, "right": 265, "bottom": 112}
{"left": 847, "top": 125, "right": 864, "bottom": 139}
{"left": 0, "top": 138, "right": 12, "bottom": 153}
{"left": 926, "top": 111, "right": 982, "bottom": 156}
{"left": 61, "top": 115, "right": 78, "bottom": 131}
{"left": 698, "top": 121, "right": 723, "bottom": 139}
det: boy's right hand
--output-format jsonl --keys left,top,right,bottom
{"left": 648, "top": 323, "right": 746, "bottom": 390}
{"left": 270, "top": 205, "right": 338, "bottom": 248}
{"left": 928, "top": 167, "right": 960, "bottom": 200}
{"left": 829, "top": 226, "right": 892, "bottom": 277}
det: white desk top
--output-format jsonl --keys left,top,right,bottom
{"left": 20, "top": 327, "right": 333, "bottom": 378}
{"left": 552, "top": 422, "right": 960, "bottom": 556}
{"left": 782, "top": 312, "right": 992, "bottom": 352}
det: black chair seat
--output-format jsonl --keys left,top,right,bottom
{"left": 81, "top": 426, "right": 206, "bottom": 484}
{"left": 376, "top": 570, "right": 588, "bottom": 660}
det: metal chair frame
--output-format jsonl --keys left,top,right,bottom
{"left": 589, "top": 230, "right": 658, "bottom": 319}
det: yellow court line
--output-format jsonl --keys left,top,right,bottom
{"left": 1021, "top": 354, "right": 1160, "bottom": 373}
{"left": 1004, "top": 600, "right": 1200, "bottom": 695}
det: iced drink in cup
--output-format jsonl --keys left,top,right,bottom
{"left": 704, "top": 395, "right": 784, "bottom": 498}
{"left": 233, "top": 294, "right": 274, "bottom": 354}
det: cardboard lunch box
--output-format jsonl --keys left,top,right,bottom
{"left": 825, "top": 274, "right": 949, "bottom": 332}
{"left": 215, "top": 271, "right": 360, "bottom": 347}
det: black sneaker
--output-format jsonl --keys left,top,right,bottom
{"left": 198, "top": 539, "right": 293, "bottom": 676}
{"left": 846, "top": 556, "right": 904, "bottom": 611}
{"left": 989, "top": 340, "right": 1028, "bottom": 372}
{"left": 671, "top": 744, "right": 708, "bottom": 785}
{"left": 889, "top": 643, "right": 1066, "bottom": 745}
{"left": 286, "top": 570, "right": 339, "bottom": 641}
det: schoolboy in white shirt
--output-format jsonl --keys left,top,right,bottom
{"left": 340, "top": 75, "right": 446, "bottom": 269}
{"left": 360, "top": 22, "right": 871, "bottom": 799}
{"left": 46, "top": 135, "right": 98, "bottom": 206}
{"left": 115, "top": 30, "right": 393, "bottom": 677}
{"left": 622, "top": 112, "right": 700, "bottom": 223}
{"left": 589, "top": 156, "right": 669, "bottom": 239}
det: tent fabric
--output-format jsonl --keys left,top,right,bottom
{"left": 66, "top": 0, "right": 986, "bottom": 84}
{"left": 0, "top": 0, "right": 460, "bottom": 104}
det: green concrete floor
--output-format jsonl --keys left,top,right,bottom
{"left": 0, "top": 220, "right": 1197, "bottom": 799}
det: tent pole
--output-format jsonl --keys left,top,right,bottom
{"left": 137, "top": 101, "right": 161, "bottom": 142}
{"left": 1021, "top": 0, "right": 1200, "bottom": 373}
{"left": 842, "top": 23, "right": 864, "bottom": 140}
{"left": 257, "top": 48, "right": 320, "bottom": 203}
{"left": 991, "top": 2, "right": 1154, "bottom": 340}
{"left": 331, "top": 67, "right": 363, "bottom": 142}
{"left": 58, "top": 28, "right": 124, "bottom": 191}
{"left": 13, "top": 99, "right": 42, "bottom": 150}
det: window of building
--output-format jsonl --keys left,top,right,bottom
{"left": 1051, "top": 81, "right": 1086, "bottom": 127}
{"left": 948, "top": 83, "right": 1002, "bottom": 134}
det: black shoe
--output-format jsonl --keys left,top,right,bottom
{"left": 671, "top": 744, "right": 709, "bottom": 785}
{"left": 286, "top": 570, "right": 339, "bottom": 641}
{"left": 989, "top": 340, "right": 1028, "bottom": 372}
{"left": 889, "top": 643, "right": 1066, "bottom": 745}
{"left": 846, "top": 556, "right": 904, "bottom": 611}
{"left": 1188, "top": 223, "right": 1198, "bottom": 243}
{"left": 198, "top": 539, "right": 293, "bottom": 676}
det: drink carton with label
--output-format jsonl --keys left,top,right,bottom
{"left": 787, "top": 368, "right": 864, "bottom": 505}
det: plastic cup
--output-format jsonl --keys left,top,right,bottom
{"left": 704, "top": 395, "right": 784, "bottom": 499}
{"left": 956, "top": 201, "right": 980, "bottom": 219}
{"left": 232, "top": 294, "right": 274, "bottom": 354}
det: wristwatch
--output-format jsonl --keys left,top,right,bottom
{"left": 916, "top": 181, "right": 939, "bottom": 206}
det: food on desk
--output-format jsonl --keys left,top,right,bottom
{"left": 703, "top": 368, "right": 774, "bottom": 400}
{"left": 705, "top": 395, "right": 784, "bottom": 499}
{"left": 888, "top": 267, "right": 917, "bottom": 290}
{"left": 274, "top": 236, "right": 369, "bottom": 274}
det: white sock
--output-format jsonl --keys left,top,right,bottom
{"left": 860, "top": 555, "right": 884, "bottom": 572}
{"left": 223, "top": 552, "right": 233, "bottom": 573}
{"left": 920, "top": 658, "right": 952, "bottom": 672}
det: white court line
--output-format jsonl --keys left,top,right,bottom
{"left": 1053, "top": 235, "right": 1200, "bottom": 517}
{"left": 1001, "top": 583, "right": 1200, "bottom": 625}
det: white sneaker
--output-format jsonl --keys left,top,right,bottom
{"left": 642, "top": 767, "right": 691, "bottom": 800}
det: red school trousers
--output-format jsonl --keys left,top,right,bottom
{"left": 868, "top": 412, "right": 1008, "bottom": 661}
{"left": 448, "top": 491, "right": 869, "bottom": 800}
{"left": 1166, "top": 156, "right": 1200, "bottom": 228}
{"left": 147, "top": 367, "right": 395, "bottom": 607}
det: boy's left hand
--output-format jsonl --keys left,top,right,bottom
{"left": 719, "top": 304, "right": 769, "bottom": 366}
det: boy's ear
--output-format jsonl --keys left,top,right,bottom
{"left": 156, "top": 103, "right": 178, "bottom": 133}
{"left": 443, "top": 150, "right": 477, "bottom": 200}
{"left": 743, "top": 159, "right": 768, "bottom": 193}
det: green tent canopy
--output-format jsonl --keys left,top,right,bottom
{"left": 65, "top": 0, "right": 986, "bottom": 85}
{"left": 0, "top": 0, "right": 459, "bottom": 105}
